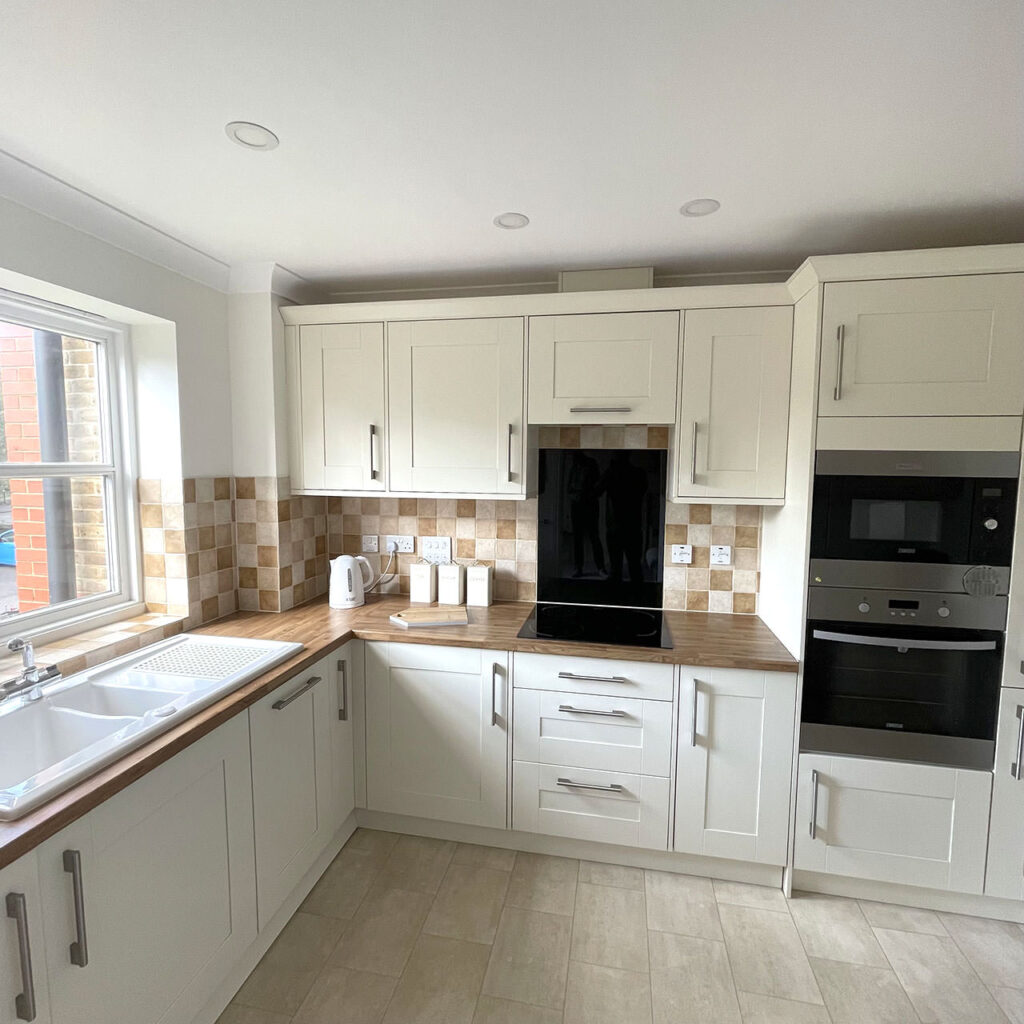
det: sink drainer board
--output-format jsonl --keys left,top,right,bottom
{"left": 132, "top": 638, "right": 291, "bottom": 680}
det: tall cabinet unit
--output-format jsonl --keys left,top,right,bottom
{"left": 388, "top": 318, "right": 526, "bottom": 495}
{"left": 673, "top": 305, "right": 793, "bottom": 502}
{"left": 985, "top": 688, "right": 1024, "bottom": 899}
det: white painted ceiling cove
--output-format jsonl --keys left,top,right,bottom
{"left": 0, "top": 0, "right": 1022, "bottom": 294}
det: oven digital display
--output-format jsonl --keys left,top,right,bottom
{"left": 888, "top": 599, "right": 920, "bottom": 609}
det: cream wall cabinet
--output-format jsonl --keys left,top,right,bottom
{"left": 1, "top": 850, "right": 50, "bottom": 1024}
{"left": 250, "top": 653, "right": 335, "bottom": 929}
{"left": 794, "top": 754, "right": 992, "bottom": 893}
{"left": 35, "top": 714, "right": 257, "bottom": 1024}
{"left": 297, "top": 323, "right": 386, "bottom": 491}
{"left": 388, "top": 318, "right": 526, "bottom": 495}
{"left": 365, "top": 642, "right": 508, "bottom": 827}
{"left": 818, "top": 274, "right": 1024, "bottom": 418}
{"left": 985, "top": 687, "right": 1024, "bottom": 900}
{"left": 528, "top": 311, "right": 679, "bottom": 424}
{"left": 673, "top": 305, "right": 793, "bottom": 503}
{"left": 674, "top": 667, "right": 796, "bottom": 865}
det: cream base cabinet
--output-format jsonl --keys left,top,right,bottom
{"left": 985, "top": 688, "right": 1024, "bottom": 899}
{"left": 675, "top": 668, "right": 797, "bottom": 864}
{"left": 794, "top": 754, "right": 992, "bottom": 893}
{"left": 329, "top": 639, "right": 360, "bottom": 833}
{"left": 295, "top": 322, "right": 386, "bottom": 492}
{"left": 528, "top": 311, "right": 679, "bottom": 424}
{"left": 1, "top": 850, "right": 50, "bottom": 1024}
{"left": 250, "top": 654, "right": 335, "bottom": 929}
{"left": 818, "top": 274, "right": 1024, "bottom": 417}
{"left": 36, "top": 714, "right": 257, "bottom": 1024}
{"left": 387, "top": 318, "right": 525, "bottom": 495}
{"left": 673, "top": 305, "right": 792, "bottom": 502}
{"left": 366, "top": 642, "right": 508, "bottom": 827}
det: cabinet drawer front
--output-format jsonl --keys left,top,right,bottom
{"left": 514, "top": 689, "right": 671, "bottom": 776}
{"left": 513, "top": 652, "right": 673, "bottom": 701}
{"left": 513, "top": 761, "right": 669, "bottom": 849}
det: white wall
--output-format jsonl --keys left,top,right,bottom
{"left": 0, "top": 194, "right": 232, "bottom": 477}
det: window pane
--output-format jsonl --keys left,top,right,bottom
{"left": 0, "top": 475, "right": 112, "bottom": 618}
{"left": 0, "top": 320, "right": 103, "bottom": 465}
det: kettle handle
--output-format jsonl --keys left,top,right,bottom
{"left": 355, "top": 555, "right": 374, "bottom": 586}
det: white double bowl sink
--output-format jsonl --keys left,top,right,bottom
{"left": 0, "top": 634, "right": 303, "bottom": 820}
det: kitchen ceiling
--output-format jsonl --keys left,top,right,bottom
{"left": 0, "top": 0, "right": 1021, "bottom": 293}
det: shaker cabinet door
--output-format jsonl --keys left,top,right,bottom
{"left": 0, "top": 852, "right": 50, "bottom": 1024}
{"left": 985, "top": 687, "right": 1024, "bottom": 900}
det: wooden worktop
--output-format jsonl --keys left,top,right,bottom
{"left": 0, "top": 597, "right": 795, "bottom": 869}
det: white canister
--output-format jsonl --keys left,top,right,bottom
{"left": 437, "top": 562, "right": 466, "bottom": 605}
{"left": 409, "top": 561, "right": 437, "bottom": 603}
{"left": 466, "top": 563, "right": 493, "bottom": 606}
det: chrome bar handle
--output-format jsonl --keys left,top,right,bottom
{"left": 557, "top": 777, "right": 624, "bottom": 793}
{"left": 491, "top": 663, "right": 499, "bottom": 727}
{"left": 557, "top": 671, "right": 628, "bottom": 684}
{"left": 507, "top": 424, "right": 514, "bottom": 483}
{"left": 337, "top": 659, "right": 348, "bottom": 722}
{"left": 833, "top": 325, "right": 845, "bottom": 401}
{"left": 690, "top": 421, "right": 698, "bottom": 484}
{"left": 1013, "top": 705, "right": 1024, "bottom": 781}
{"left": 568, "top": 406, "right": 632, "bottom": 414}
{"left": 272, "top": 675, "right": 322, "bottom": 710}
{"left": 691, "top": 680, "right": 700, "bottom": 747}
{"left": 558, "top": 704, "right": 627, "bottom": 718}
{"left": 368, "top": 424, "right": 378, "bottom": 480}
{"left": 63, "top": 850, "right": 89, "bottom": 968}
{"left": 809, "top": 769, "right": 820, "bottom": 839}
{"left": 6, "top": 892, "right": 36, "bottom": 1021}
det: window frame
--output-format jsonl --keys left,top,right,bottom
{"left": 0, "top": 290, "right": 140, "bottom": 641}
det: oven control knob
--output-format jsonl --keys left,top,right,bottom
{"left": 984, "top": 518, "right": 999, "bottom": 531}
{"left": 857, "top": 602, "right": 871, "bottom": 613}
{"left": 937, "top": 606, "right": 951, "bottom": 618}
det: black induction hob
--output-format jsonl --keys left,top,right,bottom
{"left": 517, "top": 603, "right": 673, "bottom": 650}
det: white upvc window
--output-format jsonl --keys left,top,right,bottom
{"left": 0, "top": 290, "right": 138, "bottom": 640}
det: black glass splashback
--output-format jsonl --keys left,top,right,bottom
{"left": 536, "top": 447, "right": 666, "bottom": 609}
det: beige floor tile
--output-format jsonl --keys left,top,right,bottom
{"left": 571, "top": 881, "right": 649, "bottom": 971}
{"left": 991, "top": 986, "right": 1024, "bottom": 1024}
{"left": 939, "top": 913, "right": 1024, "bottom": 988}
{"left": 789, "top": 893, "right": 888, "bottom": 967}
{"left": 874, "top": 927, "right": 1010, "bottom": 1023}
{"left": 645, "top": 870, "right": 723, "bottom": 940}
{"left": 424, "top": 863, "right": 511, "bottom": 944}
{"left": 648, "top": 931, "right": 741, "bottom": 1024}
{"left": 453, "top": 843, "right": 518, "bottom": 871}
{"left": 472, "top": 996, "right": 562, "bottom": 1024}
{"left": 579, "top": 860, "right": 645, "bottom": 890}
{"left": 736, "top": 992, "right": 831, "bottom": 1023}
{"left": 505, "top": 853, "right": 579, "bottom": 916}
{"left": 713, "top": 879, "right": 788, "bottom": 912}
{"left": 234, "top": 912, "right": 348, "bottom": 1015}
{"left": 563, "top": 961, "right": 652, "bottom": 1024}
{"left": 293, "top": 965, "right": 397, "bottom": 1023}
{"left": 374, "top": 834, "right": 457, "bottom": 894}
{"left": 330, "top": 886, "right": 433, "bottom": 977}
{"left": 482, "top": 906, "right": 572, "bottom": 1010}
{"left": 301, "top": 847, "right": 382, "bottom": 919}
{"left": 383, "top": 934, "right": 491, "bottom": 1024}
{"left": 718, "top": 904, "right": 823, "bottom": 1006}
{"left": 217, "top": 1007, "right": 292, "bottom": 1024}
{"left": 346, "top": 828, "right": 402, "bottom": 858}
{"left": 810, "top": 957, "right": 920, "bottom": 1023}
{"left": 858, "top": 900, "right": 948, "bottom": 936}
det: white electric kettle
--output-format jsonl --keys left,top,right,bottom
{"left": 329, "top": 554, "right": 374, "bottom": 608}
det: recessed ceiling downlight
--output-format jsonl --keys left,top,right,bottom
{"left": 493, "top": 212, "right": 530, "bottom": 229}
{"left": 225, "top": 121, "right": 280, "bottom": 151}
{"left": 679, "top": 198, "right": 721, "bottom": 217}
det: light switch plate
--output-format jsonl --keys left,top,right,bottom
{"left": 385, "top": 535, "right": 415, "bottom": 554}
{"left": 361, "top": 534, "right": 379, "bottom": 553}
{"left": 671, "top": 544, "right": 692, "bottom": 564}
{"left": 420, "top": 536, "right": 452, "bottom": 564}
{"left": 710, "top": 545, "right": 732, "bottom": 565}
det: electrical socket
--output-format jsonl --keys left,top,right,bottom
{"left": 710, "top": 545, "right": 732, "bottom": 565}
{"left": 385, "top": 535, "right": 415, "bottom": 554}
{"left": 671, "top": 544, "right": 692, "bottom": 564}
{"left": 420, "top": 536, "right": 452, "bottom": 563}
{"left": 361, "top": 535, "right": 379, "bottom": 553}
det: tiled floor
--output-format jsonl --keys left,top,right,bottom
{"left": 218, "top": 828, "right": 1024, "bottom": 1024}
